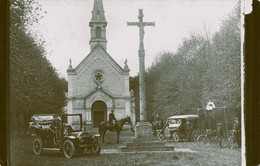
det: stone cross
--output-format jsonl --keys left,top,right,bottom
{"left": 127, "top": 9, "right": 155, "bottom": 50}
{"left": 127, "top": 9, "right": 155, "bottom": 121}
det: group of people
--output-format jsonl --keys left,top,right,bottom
{"left": 50, "top": 110, "right": 119, "bottom": 140}
{"left": 50, "top": 111, "right": 241, "bottom": 149}
{"left": 216, "top": 117, "right": 241, "bottom": 148}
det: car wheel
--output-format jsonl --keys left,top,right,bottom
{"left": 92, "top": 137, "right": 101, "bottom": 155}
{"left": 197, "top": 135, "right": 209, "bottom": 148}
{"left": 63, "top": 140, "right": 75, "bottom": 158}
{"left": 172, "top": 132, "right": 180, "bottom": 142}
{"left": 33, "top": 137, "right": 42, "bottom": 155}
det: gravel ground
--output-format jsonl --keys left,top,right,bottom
{"left": 10, "top": 131, "right": 241, "bottom": 166}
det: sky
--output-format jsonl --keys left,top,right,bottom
{"left": 33, "top": 0, "right": 242, "bottom": 79}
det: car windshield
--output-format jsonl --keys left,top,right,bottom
{"left": 169, "top": 119, "right": 182, "bottom": 125}
{"left": 169, "top": 119, "right": 177, "bottom": 124}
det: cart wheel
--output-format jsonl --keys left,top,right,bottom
{"left": 63, "top": 140, "right": 75, "bottom": 158}
{"left": 33, "top": 137, "right": 42, "bottom": 155}
{"left": 172, "top": 132, "right": 180, "bottom": 142}
{"left": 197, "top": 135, "right": 209, "bottom": 148}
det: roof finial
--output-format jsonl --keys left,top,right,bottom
{"left": 68, "top": 58, "right": 73, "bottom": 69}
{"left": 124, "top": 59, "right": 130, "bottom": 72}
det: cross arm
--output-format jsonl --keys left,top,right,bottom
{"left": 127, "top": 22, "right": 140, "bottom": 26}
{"left": 143, "top": 22, "right": 155, "bottom": 26}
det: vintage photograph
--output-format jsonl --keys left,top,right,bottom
{"left": 10, "top": 0, "right": 243, "bottom": 165}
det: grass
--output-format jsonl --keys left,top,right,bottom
{"left": 10, "top": 131, "right": 241, "bottom": 166}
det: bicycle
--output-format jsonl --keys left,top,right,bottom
{"left": 197, "top": 129, "right": 220, "bottom": 148}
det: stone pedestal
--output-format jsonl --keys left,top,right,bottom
{"left": 118, "top": 122, "right": 175, "bottom": 153}
{"left": 135, "top": 122, "right": 152, "bottom": 138}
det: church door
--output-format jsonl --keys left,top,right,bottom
{"left": 91, "top": 100, "right": 107, "bottom": 127}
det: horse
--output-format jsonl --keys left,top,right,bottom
{"left": 99, "top": 116, "right": 133, "bottom": 143}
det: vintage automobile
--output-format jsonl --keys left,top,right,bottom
{"left": 157, "top": 114, "right": 199, "bottom": 142}
{"left": 29, "top": 114, "right": 101, "bottom": 158}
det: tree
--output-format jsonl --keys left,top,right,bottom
{"left": 143, "top": 2, "right": 241, "bottom": 122}
{"left": 10, "top": 0, "right": 68, "bottom": 133}
{"left": 201, "top": 2, "right": 241, "bottom": 109}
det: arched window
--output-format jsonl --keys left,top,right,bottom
{"left": 96, "top": 27, "right": 102, "bottom": 38}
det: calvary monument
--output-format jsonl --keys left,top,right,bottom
{"left": 127, "top": 9, "right": 155, "bottom": 137}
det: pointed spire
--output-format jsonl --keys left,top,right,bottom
{"left": 91, "top": 0, "right": 106, "bottom": 22}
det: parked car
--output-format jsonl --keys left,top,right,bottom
{"left": 157, "top": 114, "right": 199, "bottom": 142}
{"left": 29, "top": 114, "right": 101, "bottom": 158}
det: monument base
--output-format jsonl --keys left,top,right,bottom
{"left": 118, "top": 122, "right": 175, "bottom": 152}
{"left": 135, "top": 121, "right": 153, "bottom": 138}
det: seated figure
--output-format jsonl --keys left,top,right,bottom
{"left": 108, "top": 110, "right": 117, "bottom": 131}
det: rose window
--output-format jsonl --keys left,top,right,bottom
{"left": 93, "top": 70, "right": 104, "bottom": 84}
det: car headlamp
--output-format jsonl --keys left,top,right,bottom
{"left": 68, "top": 136, "right": 76, "bottom": 139}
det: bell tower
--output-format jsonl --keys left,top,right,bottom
{"left": 89, "top": 0, "right": 107, "bottom": 51}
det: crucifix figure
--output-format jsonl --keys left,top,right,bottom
{"left": 127, "top": 9, "right": 155, "bottom": 50}
{"left": 127, "top": 9, "right": 155, "bottom": 122}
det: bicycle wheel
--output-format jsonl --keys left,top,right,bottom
{"left": 197, "top": 135, "right": 210, "bottom": 148}
{"left": 228, "top": 136, "right": 234, "bottom": 149}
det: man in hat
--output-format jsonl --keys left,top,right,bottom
{"left": 109, "top": 110, "right": 117, "bottom": 131}
{"left": 152, "top": 113, "right": 163, "bottom": 136}
{"left": 216, "top": 122, "right": 224, "bottom": 148}
{"left": 185, "top": 119, "right": 193, "bottom": 141}
{"left": 50, "top": 114, "right": 62, "bottom": 145}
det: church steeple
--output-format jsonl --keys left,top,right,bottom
{"left": 89, "top": 0, "right": 107, "bottom": 51}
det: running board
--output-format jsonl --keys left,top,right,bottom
{"left": 42, "top": 148, "right": 60, "bottom": 151}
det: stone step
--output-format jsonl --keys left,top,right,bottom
{"left": 125, "top": 141, "right": 165, "bottom": 147}
{"left": 131, "top": 137, "right": 158, "bottom": 142}
{"left": 119, "top": 145, "right": 175, "bottom": 152}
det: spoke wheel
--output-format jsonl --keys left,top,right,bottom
{"left": 172, "top": 132, "right": 180, "bottom": 142}
{"left": 197, "top": 135, "right": 209, "bottom": 148}
{"left": 33, "top": 137, "right": 42, "bottom": 155}
{"left": 91, "top": 137, "right": 101, "bottom": 155}
{"left": 63, "top": 140, "right": 75, "bottom": 159}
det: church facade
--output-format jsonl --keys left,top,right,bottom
{"left": 67, "top": 0, "right": 135, "bottom": 127}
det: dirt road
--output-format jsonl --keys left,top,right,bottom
{"left": 10, "top": 132, "right": 241, "bottom": 166}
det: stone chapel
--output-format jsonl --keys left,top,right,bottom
{"left": 67, "top": 0, "right": 135, "bottom": 127}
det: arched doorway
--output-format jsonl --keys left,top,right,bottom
{"left": 91, "top": 100, "right": 107, "bottom": 127}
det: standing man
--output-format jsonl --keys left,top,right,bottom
{"left": 185, "top": 120, "right": 193, "bottom": 141}
{"left": 232, "top": 117, "right": 241, "bottom": 148}
{"left": 216, "top": 122, "right": 224, "bottom": 148}
{"left": 206, "top": 100, "right": 216, "bottom": 129}
{"left": 50, "top": 114, "right": 62, "bottom": 145}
